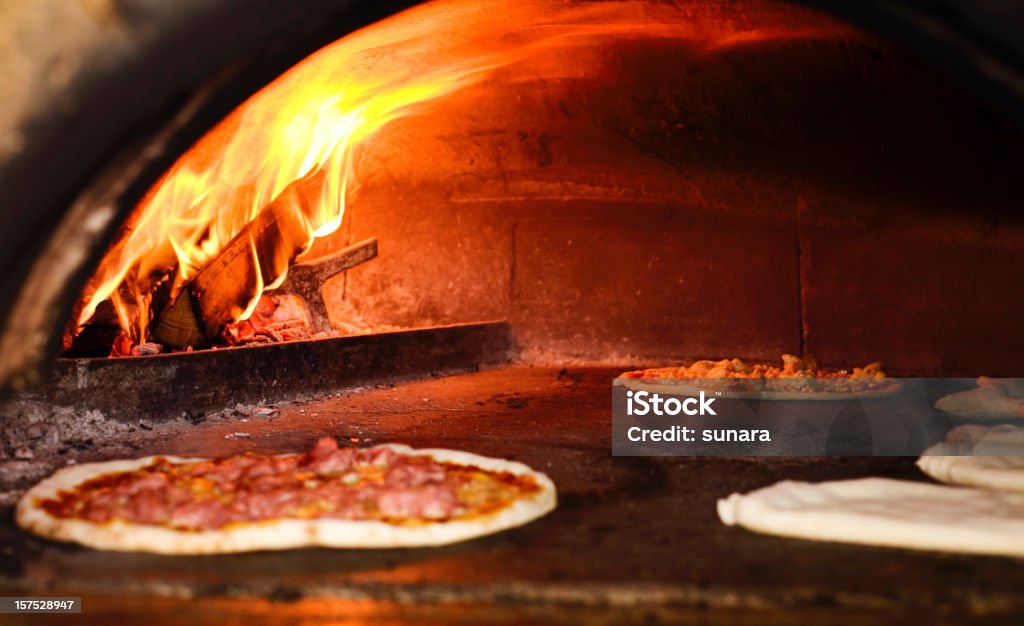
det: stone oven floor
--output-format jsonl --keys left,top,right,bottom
{"left": 1, "top": 366, "right": 1022, "bottom": 624}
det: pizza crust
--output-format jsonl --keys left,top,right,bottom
{"left": 917, "top": 425, "right": 1024, "bottom": 493}
{"left": 16, "top": 444, "right": 556, "bottom": 554}
{"left": 717, "top": 477, "right": 1024, "bottom": 558}
{"left": 620, "top": 378, "right": 904, "bottom": 401}
{"left": 917, "top": 456, "right": 1024, "bottom": 494}
{"left": 934, "top": 387, "right": 1024, "bottom": 421}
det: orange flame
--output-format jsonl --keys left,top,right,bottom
{"left": 74, "top": 0, "right": 851, "bottom": 346}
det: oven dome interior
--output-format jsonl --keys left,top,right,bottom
{"left": 3, "top": 0, "right": 1024, "bottom": 391}
{"left": 71, "top": 0, "right": 1024, "bottom": 376}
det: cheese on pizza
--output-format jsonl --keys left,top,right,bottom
{"left": 17, "top": 438, "right": 557, "bottom": 553}
{"left": 620, "top": 354, "right": 890, "bottom": 393}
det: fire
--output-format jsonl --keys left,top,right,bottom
{"left": 73, "top": 0, "right": 850, "bottom": 350}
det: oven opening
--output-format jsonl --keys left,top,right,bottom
{"left": 4, "top": 0, "right": 1021, "bottom": 384}
{"left": 2, "top": 0, "right": 1024, "bottom": 622}
{"left": 63, "top": 0, "right": 859, "bottom": 362}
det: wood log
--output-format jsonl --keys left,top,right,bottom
{"left": 150, "top": 170, "right": 376, "bottom": 348}
{"left": 151, "top": 171, "right": 323, "bottom": 348}
{"left": 150, "top": 289, "right": 205, "bottom": 348}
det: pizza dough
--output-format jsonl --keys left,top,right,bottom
{"left": 16, "top": 443, "right": 557, "bottom": 554}
{"left": 918, "top": 425, "right": 1024, "bottom": 493}
{"left": 717, "top": 477, "right": 1024, "bottom": 557}
{"left": 918, "top": 456, "right": 1024, "bottom": 494}
{"left": 922, "top": 423, "right": 1024, "bottom": 455}
{"left": 934, "top": 378, "right": 1024, "bottom": 421}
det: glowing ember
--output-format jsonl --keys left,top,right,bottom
{"left": 72, "top": 0, "right": 849, "bottom": 350}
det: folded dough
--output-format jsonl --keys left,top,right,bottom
{"left": 918, "top": 424, "right": 1024, "bottom": 493}
{"left": 934, "top": 386, "right": 1024, "bottom": 421}
{"left": 717, "top": 477, "right": 1024, "bottom": 557}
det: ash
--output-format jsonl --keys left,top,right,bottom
{"left": 0, "top": 383, "right": 370, "bottom": 507}
{"left": 0, "top": 396, "right": 193, "bottom": 506}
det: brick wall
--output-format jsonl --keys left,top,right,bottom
{"left": 316, "top": 29, "right": 1024, "bottom": 375}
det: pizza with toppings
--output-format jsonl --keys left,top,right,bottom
{"left": 619, "top": 354, "right": 902, "bottom": 399}
{"left": 16, "top": 437, "right": 556, "bottom": 554}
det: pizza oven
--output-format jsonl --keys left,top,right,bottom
{"left": 2, "top": 0, "right": 1024, "bottom": 623}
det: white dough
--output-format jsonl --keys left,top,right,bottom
{"left": 717, "top": 477, "right": 1024, "bottom": 557}
{"left": 934, "top": 386, "right": 1024, "bottom": 421}
{"left": 918, "top": 425, "right": 1024, "bottom": 493}
{"left": 936, "top": 424, "right": 1024, "bottom": 451}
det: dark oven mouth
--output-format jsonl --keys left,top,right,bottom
{"left": 2, "top": 0, "right": 1024, "bottom": 621}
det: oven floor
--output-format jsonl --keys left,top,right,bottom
{"left": 2, "top": 366, "right": 1022, "bottom": 624}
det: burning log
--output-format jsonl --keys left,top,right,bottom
{"left": 151, "top": 290, "right": 204, "bottom": 349}
{"left": 150, "top": 171, "right": 322, "bottom": 348}
{"left": 149, "top": 210, "right": 378, "bottom": 349}
{"left": 63, "top": 300, "right": 124, "bottom": 358}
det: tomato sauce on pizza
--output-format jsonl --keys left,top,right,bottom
{"left": 620, "top": 354, "right": 893, "bottom": 394}
{"left": 38, "top": 437, "right": 541, "bottom": 531}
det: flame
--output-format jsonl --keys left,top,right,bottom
{"left": 74, "top": 0, "right": 851, "bottom": 346}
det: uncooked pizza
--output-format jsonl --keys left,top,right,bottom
{"left": 717, "top": 477, "right": 1024, "bottom": 558}
{"left": 619, "top": 354, "right": 902, "bottom": 399}
{"left": 934, "top": 377, "right": 1024, "bottom": 421}
{"left": 16, "top": 437, "right": 556, "bottom": 554}
{"left": 918, "top": 424, "right": 1024, "bottom": 493}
